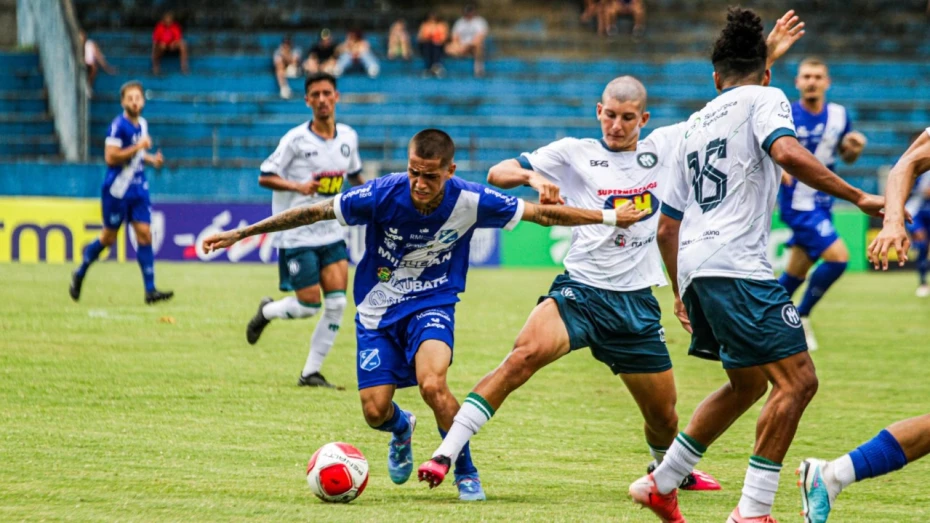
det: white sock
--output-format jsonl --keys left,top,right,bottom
{"left": 653, "top": 433, "right": 705, "bottom": 494}
{"left": 737, "top": 456, "right": 782, "bottom": 518}
{"left": 302, "top": 293, "right": 347, "bottom": 376}
{"left": 262, "top": 296, "right": 321, "bottom": 320}
{"left": 649, "top": 443, "right": 669, "bottom": 465}
{"left": 433, "top": 393, "right": 494, "bottom": 460}
{"left": 823, "top": 454, "right": 855, "bottom": 500}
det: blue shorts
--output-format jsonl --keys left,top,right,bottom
{"left": 907, "top": 210, "right": 930, "bottom": 238}
{"left": 783, "top": 209, "right": 840, "bottom": 260}
{"left": 101, "top": 187, "right": 151, "bottom": 230}
{"left": 355, "top": 306, "right": 456, "bottom": 390}
{"left": 683, "top": 277, "right": 808, "bottom": 370}
{"left": 277, "top": 241, "right": 348, "bottom": 292}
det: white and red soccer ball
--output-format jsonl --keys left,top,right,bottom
{"left": 306, "top": 442, "right": 369, "bottom": 503}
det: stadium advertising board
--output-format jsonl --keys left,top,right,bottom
{"left": 0, "top": 198, "right": 501, "bottom": 267}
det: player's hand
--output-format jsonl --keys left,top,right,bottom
{"left": 614, "top": 201, "right": 650, "bottom": 228}
{"left": 766, "top": 10, "right": 805, "bottom": 66}
{"left": 529, "top": 174, "right": 564, "bottom": 205}
{"left": 137, "top": 136, "right": 152, "bottom": 150}
{"left": 150, "top": 149, "right": 165, "bottom": 169}
{"left": 674, "top": 295, "right": 692, "bottom": 334}
{"left": 296, "top": 180, "right": 320, "bottom": 196}
{"left": 780, "top": 170, "right": 793, "bottom": 186}
{"left": 854, "top": 193, "right": 885, "bottom": 218}
{"left": 202, "top": 230, "right": 242, "bottom": 253}
{"left": 868, "top": 222, "right": 910, "bottom": 271}
{"left": 842, "top": 131, "right": 868, "bottom": 153}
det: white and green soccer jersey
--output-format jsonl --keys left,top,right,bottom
{"left": 662, "top": 85, "right": 797, "bottom": 294}
{"left": 518, "top": 124, "right": 684, "bottom": 292}
{"left": 260, "top": 122, "right": 362, "bottom": 249}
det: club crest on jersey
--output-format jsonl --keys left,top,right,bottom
{"left": 637, "top": 152, "right": 658, "bottom": 169}
{"left": 340, "top": 144, "right": 351, "bottom": 157}
{"left": 603, "top": 191, "right": 659, "bottom": 222}
{"left": 377, "top": 267, "right": 392, "bottom": 282}
{"left": 359, "top": 349, "right": 381, "bottom": 371}
{"left": 614, "top": 234, "right": 626, "bottom": 247}
{"left": 438, "top": 229, "right": 459, "bottom": 244}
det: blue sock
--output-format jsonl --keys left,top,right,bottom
{"left": 849, "top": 429, "right": 908, "bottom": 482}
{"left": 439, "top": 427, "right": 478, "bottom": 477}
{"left": 797, "top": 261, "right": 847, "bottom": 316}
{"left": 136, "top": 244, "right": 156, "bottom": 292}
{"left": 373, "top": 402, "right": 410, "bottom": 436}
{"left": 76, "top": 239, "right": 106, "bottom": 277}
{"left": 778, "top": 272, "right": 805, "bottom": 299}
{"left": 917, "top": 242, "right": 929, "bottom": 285}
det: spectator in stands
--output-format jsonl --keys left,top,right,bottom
{"left": 273, "top": 36, "right": 301, "bottom": 99}
{"left": 80, "top": 31, "right": 116, "bottom": 98}
{"left": 304, "top": 29, "right": 337, "bottom": 76}
{"left": 446, "top": 4, "right": 488, "bottom": 77}
{"left": 417, "top": 12, "right": 449, "bottom": 78}
{"left": 388, "top": 19, "right": 412, "bottom": 60}
{"left": 595, "top": 0, "right": 646, "bottom": 40}
{"left": 334, "top": 30, "right": 380, "bottom": 78}
{"left": 152, "top": 11, "right": 190, "bottom": 75}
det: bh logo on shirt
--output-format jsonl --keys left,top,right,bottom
{"left": 603, "top": 191, "right": 659, "bottom": 222}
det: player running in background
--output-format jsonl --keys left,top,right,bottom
{"left": 70, "top": 81, "right": 172, "bottom": 304}
{"left": 202, "top": 129, "right": 648, "bottom": 502}
{"left": 777, "top": 57, "right": 867, "bottom": 350}
{"left": 905, "top": 140, "right": 930, "bottom": 297}
{"left": 629, "top": 9, "right": 884, "bottom": 522}
{"left": 418, "top": 9, "right": 805, "bottom": 496}
{"left": 247, "top": 73, "right": 364, "bottom": 390}
{"left": 797, "top": 127, "right": 930, "bottom": 523}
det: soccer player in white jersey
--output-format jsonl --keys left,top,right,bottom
{"left": 417, "top": 10, "right": 807, "bottom": 496}
{"left": 202, "top": 129, "right": 647, "bottom": 501}
{"left": 628, "top": 9, "right": 884, "bottom": 523}
{"left": 247, "top": 73, "right": 364, "bottom": 389}
{"left": 796, "top": 128, "right": 930, "bottom": 523}
{"left": 777, "top": 57, "right": 868, "bottom": 349}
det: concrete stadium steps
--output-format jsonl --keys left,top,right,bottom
{"left": 0, "top": 52, "right": 59, "bottom": 158}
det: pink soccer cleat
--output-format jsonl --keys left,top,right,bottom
{"left": 629, "top": 473, "right": 686, "bottom": 523}
{"left": 681, "top": 468, "right": 722, "bottom": 491}
{"left": 417, "top": 455, "right": 451, "bottom": 489}
{"left": 726, "top": 508, "right": 778, "bottom": 523}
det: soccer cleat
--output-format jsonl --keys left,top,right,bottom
{"left": 797, "top": 459, "right": 837, "bottom": 523}
{"left": 629, "top": 474, "right": 686, "bottom": 523}
{"left": 726, "top": 508, "right": 778, "bottom": 522}
{"left": 69, "top": 270, "right": 84, "bottom": 302}
{"left": 246, "top": 297, "right": 274, "bottom": 344}
{"left": 648, "top": 462, "right": 721, "bottom": 491}
{"left": 418, "top": 455, "right": 451, "bottom": 489}
{"left": 455, "top": 473, "right": 487, "bottom": 501}
{"left": 144, "top": 289, "right": 174, "bottom": 304}
{"left": 801, "top": 317, "right": 818, "bottom": 351}
{"left": 388, "top": 411, "right": 416, "bottom": 484}
{"left": 916, "top": 284, "right": 930, "bottom": 298}
{"left": 297, "top": 372, "right": 345, "bottom": 390}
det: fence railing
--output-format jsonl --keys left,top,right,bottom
{"left": 17, "top": 0, "right": 88, "bottom": 161}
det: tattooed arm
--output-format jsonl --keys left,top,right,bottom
{"left": 202, "top": 199, "right": 335, "bottom": 253}
{"left": 521, "top": 201, "right": 648, "bottom": 228}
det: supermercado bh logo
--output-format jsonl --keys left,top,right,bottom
{"left": 602, "top": 191, "right": 659, "bottom": 223}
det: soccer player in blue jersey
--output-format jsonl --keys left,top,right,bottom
{"left": 202, "top": 129, "right": 647, "bottom": 501}
{"left": 70, "top": 81, "right": 173, "bottom": 304}
{"left": 904, "top": 132, "right": 930, "bottom": 297}
{"left": 777, "top": 57, "right": 868, "bottom": 350}
{"left": 797, "top": 127, "right": 930, "bottom": 523}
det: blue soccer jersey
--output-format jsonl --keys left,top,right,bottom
{"left": 334, "top": 173, "right": 524, "bottom": 330}
{"left": 104, "top": 114, "right": 149, "bottom": 200}
{"left": 780, "top": 101, "right": 853, "bottom": 215}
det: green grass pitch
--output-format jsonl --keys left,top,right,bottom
{"left": 1, "top": 263, "right": 928, "bottom": 522}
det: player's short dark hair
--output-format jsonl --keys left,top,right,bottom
{"left": 120, "top": 80, "right": 144, "bottom": 99}
{"left": 409, "top": 129, "right": 455, "bottom": 167}
{"left": 798, "top": 57, "right": 829, "bottom": 75}
{"left": 711, "top": 7, "right": 767, "bottom": 83}
{"left": 305, "top": 72, "right": 337, "bottom": 94}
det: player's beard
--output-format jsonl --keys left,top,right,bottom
{"left": 124, "top": 107, "right": 141, "bottom": 119}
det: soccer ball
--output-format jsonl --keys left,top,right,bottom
{"left": 306, "top": 442, "right": 369, "bottom": 503}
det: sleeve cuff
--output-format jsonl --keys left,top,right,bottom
{"left": 761, "top": 127, "right": 796, "bottom": 155}
{"left": 503, "top": 199, "right": 525, "bottom": 231}
{"left": 105, "top": 137, "right": 123, "bottom": 147}
{"left": 259, "top": 171, "right": 278, "bottom": 177}
{"left": 332, "top": 194, "right": 348, "bottom": 226}
{"left": 516, "top": 155, "right": 533, "bottom": 171}
{"left": 660, "top": 203, "right": 684, "bottom": 221}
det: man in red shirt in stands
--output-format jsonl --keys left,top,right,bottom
{"left": 152, "top": 11, "right": 190, "bottom": 75}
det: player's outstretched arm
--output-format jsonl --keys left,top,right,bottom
{"left": 868, "top": 130, "right": 930, "bottom": 270}
{"left": 521, "top": 200, "right": 647, "bottom": 228}
{"left": 202, "top": 199, "right": 335, "bottom": 252}
{"left": 770, "top": 136, "right": 885, "bottom": 216}
{"left": 488, "top": 159, "right": 563, "bottom": 204}
{"left": 765, "top": 9, "right": 805, "bottom": 68}
{"left": 657, "top": 213, "right": 691, "bottom": 333}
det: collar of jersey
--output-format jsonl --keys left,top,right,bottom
{"left": 307, "top": 121, "right": 337, "bottom": 141}
{"left": 599, "top": 139, "right": 636, "bottom": 154}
